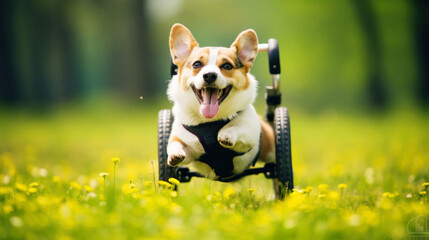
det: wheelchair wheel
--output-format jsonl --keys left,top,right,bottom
{"left": 158, "top": 109, "right": 177, "bottom": 184}
{"left": 274, "top": 107, "right": 294, "bottom": 199}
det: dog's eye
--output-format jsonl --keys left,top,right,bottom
{"left": 192, "top": 61, "right": 202, "bottom": 69}
{"left": 221, "top": 63, "right": 233, "bottom": 70}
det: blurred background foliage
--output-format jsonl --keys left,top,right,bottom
{"left": 1, "top": 0, "right": 428, "bottom": 112}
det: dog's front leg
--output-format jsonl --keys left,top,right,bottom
{"left": 218, "top": 126, "right": 255, "bottom": 153}
{"left": 217, "top": 106, "right": 260, "bottom": 153}
{"left": 167, "top": 136, "right": 187, "bottom": 166}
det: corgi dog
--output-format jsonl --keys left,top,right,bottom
{"left": 167, "top": 24, "right": 275, "bottom": 179}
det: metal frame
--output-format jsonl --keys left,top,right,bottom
{"left": 175, "top": 163, "right": 277, "bottom": 183}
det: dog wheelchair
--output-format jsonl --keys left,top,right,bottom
{"left": 158, "top": 39, "right": 293, "bottom": 199}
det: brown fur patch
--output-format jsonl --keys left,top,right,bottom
{"left": 189, "top": 48, "right": 210, "bottom": 76}
{"left": 258, "top": 117, "right": 275, "bottom": 161}
{"left": 217, "top": 48, "right": 250, "bottom": 90}
{"left": 169, "top": 136, "right": 187, "bottom": 147}
{"left": 177, "top": 47, "right": 210, "bottom": 89}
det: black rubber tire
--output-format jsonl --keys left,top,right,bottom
{"left": 274, "top": 107, "right": 294, "bottom": 199}
{"left": 158, "top": 109, "right": 176, "bottom": 183}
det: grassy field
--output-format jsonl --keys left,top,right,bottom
{"left": 0, "top": 101, "right": 428, "bottom": 239}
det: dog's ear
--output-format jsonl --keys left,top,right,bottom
{"left": 231, "top": 29, "right": 258, "bottom": 68}
{"left": 169, "top": 24, "right": 199, "bottom": 65}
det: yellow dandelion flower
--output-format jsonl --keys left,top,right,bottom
{"left": 52, "top": 176, "right": 60, "bottom": 183}
{"left": 248, "top": 188, "right": 255, "bottom": 194}
{"left": 84, "top": 185, "right": 94, "bottom": 192}
{"left": 111, "top": 157, "right": 120, "bottom": 164}
{"left": 122, "top": 184, "right": 133, "bottom": 194}
{"left": 99, "top": 172, "right": 109, "bottom": 178}
{"left": 289, "top": 190, "right": 303, "bottom": 198}
{"left": 159, "top": 180, "right": 172, "bottom": 187}
{"left": 28, "top": 187, "right": 38, "bottom": 193}
{"left": 15, "top": 183, "right": 27, "bottom": 192}
{"left": 70, "top": 181, "right": 82, "bottom": 191}
{"left": 168, "top": 178, "right": 180, "bottom": 185}
{"left": 338, "top": 183, "right": 348, "bottom": 189}
{"left": 214, "top": 203, "right": 223, "bottom": 209}
{"left": 422, "top": 182, "right": 429, "bottom": 187}
{"left": 387, "top": 193, "right": 395, "bottom": 198}
{"left": 3, "top": 205, "right": 13, "bottom": 214}
{"left": 419, "top": 191, "right": 427, "bottom": 196}
{"left": 382, "top": 192, "right": 390, "bottom": 198}
{"left": 318, "top": 184, "right": 329, "bottom": 192}
{"left": 29, "top": 182, "right": 39, "bottom": 188}
{"left": 292, "top": 189, "right": 303, "bottom": 194}
{"left": 131, "top": 193, "right": 139, "bottom": 199}
{"left": 327, "top": 191, "right": 340, "bottom": 201}
{"left": 223, "top": 187, "right": 236, "bottom": 199}
{"left": 213, "top": 192, "right": 222, "bottom": 201}
{"left": 0, "top": 187, "right": 11, "bottom": 195}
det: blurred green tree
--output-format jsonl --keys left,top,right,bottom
{"left": 0, "top": 0, "right": 156, "bottom": 107}
{"left": 412, "top": 0, "right": 429, "bottom": 108}
{"left": 351, "top": 0, "right": 387, "bottom": 109}
{"left": 0, "top": 0, "right": 20, "bottom": 104}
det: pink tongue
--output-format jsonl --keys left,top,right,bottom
{"left": 200, "top": 88, "right": 219, "bottom": 118}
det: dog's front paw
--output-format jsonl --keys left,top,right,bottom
{"left": 218, "top": 129, "right": 254, "bottom": 153}
{"left": 168, "top": 151, "right": 186, "bottom": 166}
{"left": 218, "top": 132, "right": 237, "bottom": 149}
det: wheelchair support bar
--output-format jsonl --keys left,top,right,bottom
{"left": 175, "top": 163, "right": 277, "bottom": 183}
{"left": 260, "top": 39, "right": 282, "bottom": 125}
{"left": 257, "top": 43, "right": 269, "bottom": 52}
{"left": 268, "top": 39, "right": 281, "bottom": 75}
{"left": 259, "top": 39, "right": 281, "bottom": 92}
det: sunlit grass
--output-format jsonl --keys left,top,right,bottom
{"left": 0, "top": 102, "right": 428, "bottom": 239}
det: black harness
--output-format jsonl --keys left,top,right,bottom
{"left": 183, "top": 118, "right": 259, "bottom": 179}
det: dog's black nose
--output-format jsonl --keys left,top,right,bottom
{"left": 203, "top": 72, "right": 217, "bottom": 84}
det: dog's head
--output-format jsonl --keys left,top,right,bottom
{"left": 168, "top": 24, "right": 258, "bottom": 120}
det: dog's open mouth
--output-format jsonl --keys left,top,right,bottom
{"left": 191, "top": 85, "right": 232, "bottom": 119}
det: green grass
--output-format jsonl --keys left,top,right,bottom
{"left": 0, "top": 102, "right": 428, "bottom": 239}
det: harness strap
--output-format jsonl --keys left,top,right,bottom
{"left": 183, "top": 116, "right": 261, "bottom": 179}
{"left": 183, "top": 120, "right": 247, "bottom": 178}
